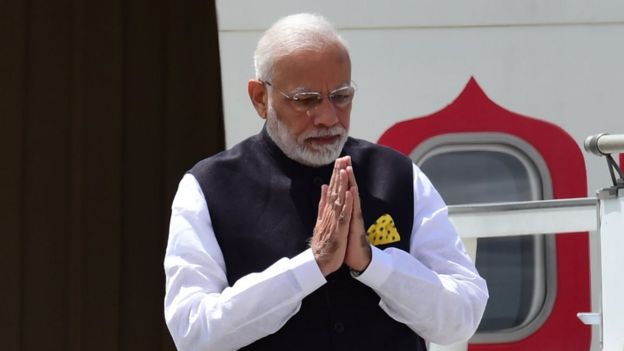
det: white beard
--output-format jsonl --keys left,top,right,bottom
{"left": 265, "top": 104, "right": 348, "bottom": 167}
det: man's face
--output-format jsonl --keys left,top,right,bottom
{"left": 265, "top": 43, "right": 352, "bottom": 166}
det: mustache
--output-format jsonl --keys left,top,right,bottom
{"left": 300, "top": 126, "right": 346, "bottom": 139}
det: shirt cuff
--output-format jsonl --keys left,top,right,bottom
{"left": 288, "top": 248, "right": 327, "bottom": 295}
{"left": 352, "top": 246, "right": 393, "bottom": 289}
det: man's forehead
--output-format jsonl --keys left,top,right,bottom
{"left": 271, "top": 52, "right": 351, "bottom": 92}
{"left": 272, "top": 43, "right": 350, "bottom": 74}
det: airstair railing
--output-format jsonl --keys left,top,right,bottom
{"left": 431, "top": 133, "right": 624, "bottom": 351}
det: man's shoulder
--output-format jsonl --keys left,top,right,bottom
{"left": 189, "top": 134, "right": 262, "bottom": 175}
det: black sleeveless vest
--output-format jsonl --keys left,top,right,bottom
{"left": 189, "top": 128, "right": 426, "bottom": 351}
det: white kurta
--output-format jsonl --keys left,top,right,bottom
{"left": 164, "top": 164, "right": 488, "bottom": 351}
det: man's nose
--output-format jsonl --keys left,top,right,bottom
{"left": 309, "top": 97, "right": 339, "bottom": 127}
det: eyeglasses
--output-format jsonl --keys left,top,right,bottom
{"left": 261, "top": 80, "right": 356, "bottom": 113}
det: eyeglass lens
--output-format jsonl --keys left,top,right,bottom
{"left": 290, "top": 86, "right": 355, "bottom": 112}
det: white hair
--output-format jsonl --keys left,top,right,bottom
{"left": 254, "top": 13, "right": 349, "bottom": 81}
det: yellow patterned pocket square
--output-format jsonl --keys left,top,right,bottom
{"left": 367, "top": 214, "right": 401, "bottom": 246}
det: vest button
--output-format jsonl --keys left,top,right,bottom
{"left": 333, "top": 322, "right": 345, "bottom": 333}
{"left": 312, "top": 176, "right": 324, "bottom": 187}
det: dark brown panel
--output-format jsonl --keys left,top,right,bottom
{"left": 67, "top": 1, "right": 84, "bottom": 349}
{"left": 0, "top": 0, "right": 26, "bottom": 349}
{"left": 164, "top": 0, "right": 225, "bottom": 186}
{"left": 119, "top": 0, "right": 168, "bottom": 349}
{"left": 1, "top": 0, "right": 223, "bottom": 349}
{"left": 77, "top": 0, "right": 124, "bottom": 350}
{"left": 21, "top": 0, "right": 73, "bottom": 350}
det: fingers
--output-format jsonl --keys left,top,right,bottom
{"left": 339, "top": 190, "right": 354, "bottom": 223}
{"left": 329, "top": 160, "right": 339, "bottom": 193}
{"left": 315, "top": 169, "right": 347, "bottom": 237}
{"left": 327, "top": 162, "right": 340, "bottom": 208}
{"left": 317, "top": 184, "right": 328, "bottom": 220}
{"left": 330, "top": 156, "right": 346, "bottom": 190}
{"left": 346, "top": 165, "right": 358, "bottom": 192}
{"left": 343, "top": 162, "right": 371, "bottom": 272}
{"left": 317, "top": 157, "right": 354, "bottom": 227}
{"left": 346, "top": 166, "right": 361, "bottom": 212}
{"left": 343, "top": 155, "right": 352, "bottom": 167}
{"left": 328, "top": 159, "right": 348, "bottom": 205}
{"left": 336, "top": 169, "right": 346, "bottom": 204}
{"left": 323, "top": 159, "right": 358, "bottom": 224}
{"left": 311, "top": 157, "right": 356, "bottom": 276}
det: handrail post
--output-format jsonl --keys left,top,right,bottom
{"left": 597, "top": 187, "right": 624, "bottom": 350}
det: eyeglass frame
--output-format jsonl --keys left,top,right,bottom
{"left": 259, "top": 79, "right": 357, "bottom": 113}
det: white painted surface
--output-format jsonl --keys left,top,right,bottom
{"left": 216, "top": 3, "right": 624, "bottom": 195}
{"left": 217, "top": 0, "right": 624, "bottom": 30}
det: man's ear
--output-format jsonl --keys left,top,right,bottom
{"left": 248, "top": 79, "right": 268, "bottom": 119}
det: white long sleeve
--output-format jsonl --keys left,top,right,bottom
{"left": 164, "top": 174, "right": 326, "bottom": 351}
{"left": 354, "top": 164, "right": 488, "bottom": 344}
{"left": 164, "top": 166, "right": 488, "bottom": 350}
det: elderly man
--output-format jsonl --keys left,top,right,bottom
{"left": 164, "top": 13, "right": 487, "bottom": 351}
